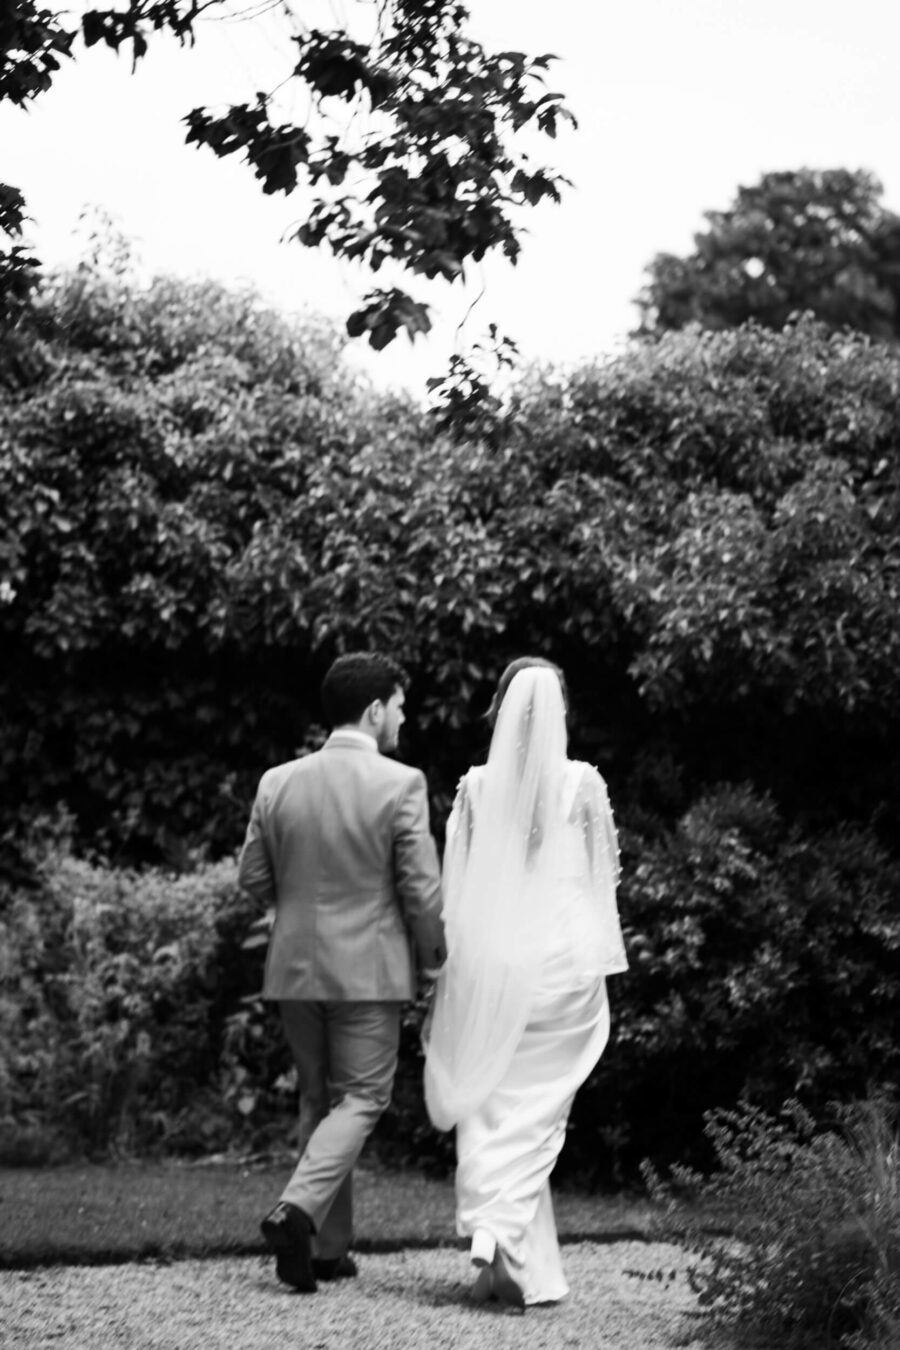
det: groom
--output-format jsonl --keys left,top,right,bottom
{"left": 238, "top": 652, "right": 446, "bottom": 1293}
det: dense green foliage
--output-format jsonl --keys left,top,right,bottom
{"left": 646, "top": 1098, "right": 900, "bottom": 1349}
{"left": 3, "top": 801, "right": 898, "bottom": 1181}
{"left": 637, "top": 169, "right": 900, "bottom": 340}
{"left": 0, "top": 824, "right": 258, "bottom": 1162}
{"left": 586, "top": 787, "right": 900, "bottom": 1176}
{"left": 1, "top": 265, "right": 393, "bottom": 857}
{"left": 2, "top": 265, "right": 899, "bottom": 1175}
{"left": 4, "top": 268, "right": 899, "bottom": 856}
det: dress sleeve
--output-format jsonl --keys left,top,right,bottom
{"left": 581, "top": 765, "right": 621, "bottom": 888}
{"left": 576, "top": 763, "right": 628, "bottom": 975}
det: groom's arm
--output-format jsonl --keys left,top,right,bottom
{"left": 392, "top": 771, "right": 447, "bottom": 975}
{"left": 238, "top": 779, "right": 276, "bottom": 906}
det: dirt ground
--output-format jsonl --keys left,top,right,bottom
{"left": 1, "top": 1239, "right": 705, "bottom": 1349}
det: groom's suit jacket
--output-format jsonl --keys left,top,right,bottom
{"left": 238, "top": 730, "right": 445, "bottom": 1001}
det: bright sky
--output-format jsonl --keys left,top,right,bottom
{"left": 3, "top": 0, "right": 900, "bottom": 394}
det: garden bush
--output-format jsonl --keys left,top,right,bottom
{"left": 0, "top": 817, "right": 265, "bottom": 1161}
{"left": 645, "top": 1097, "right": 900, "bottom": 1349}
{"left": 0, "top": 262, "right": 413, "bottom": 859}
{"left": 2, "top": 268, "right": 899, "bottom": 863}
{"left": 574, "top": 783, "right": 900, "bottom": 1179}
{"left": 2, "top": 787, "right": 898, "bottom": 1179}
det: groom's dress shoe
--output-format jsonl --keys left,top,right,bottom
{"left": 260, "top": 1202, "right": 316, "bottom": 1293}
{"left": 312, "top": 1254, "right": 358, "bottom": 1281}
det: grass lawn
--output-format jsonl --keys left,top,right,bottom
{"left": 0, "top": 1155, "right": 656, "bottom": 1269}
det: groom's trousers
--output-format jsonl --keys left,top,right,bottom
{"left": 278, "top": 1000, "right": 401, "bottom": 1259}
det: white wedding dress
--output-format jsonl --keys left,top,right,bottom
{"left": 423, "top": 669, "right": 627, "bottom": 1306}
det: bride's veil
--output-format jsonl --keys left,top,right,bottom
{"left": 423, "top": 666, "right": 569, "bottom": 1131}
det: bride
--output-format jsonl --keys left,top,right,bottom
{"left": 423, "top": 657, "right": 628, "bottom": 1308}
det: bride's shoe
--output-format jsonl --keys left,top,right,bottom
{"left": 470, "top": 1229, "right": 496, "bottom": 1304}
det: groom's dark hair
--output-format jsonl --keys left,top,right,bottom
{"left": 321, "top": 652, "right": 409, "bottom": 727}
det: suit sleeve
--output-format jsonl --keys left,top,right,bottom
{"left": 237, "top": 779, "right": 276, "bottom": 906}
{"left": 393, "top": 770, "right": 447, "bottom": 974}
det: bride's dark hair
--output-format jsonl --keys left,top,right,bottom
{"left": 485, "top": 656, "right": 568, "bottom": 726}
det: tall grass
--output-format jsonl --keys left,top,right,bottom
{"left": 644, "top": 1097, "right": 900, "bottom": 1348}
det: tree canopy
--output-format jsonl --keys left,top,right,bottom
{"left": 3, "top": 255, "right": 899, "bottom": 857}
{"left": 0, "top": 1, "right": 574, "bottom": 351}
{"left": 636, "top": 168, "right": 900, "bottom": 341}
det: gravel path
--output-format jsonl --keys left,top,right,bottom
{"left": 1, "top": 1242, "right": 703, "bottom": 1349}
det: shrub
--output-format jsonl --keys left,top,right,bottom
{"left": 569, "top": 785, "right": 900, "bottom": 1181}
{"left": 3, "top": 275, "right": 900, "bottom": 865}
{"left": 2, "top": 795, "right": 899, "bottom": 1180}
{"left": 644, "top": 1097, "right": 900, "bottom": 1349}
{"left": 0, "top": 820, "right": 263, "bottom": 1159}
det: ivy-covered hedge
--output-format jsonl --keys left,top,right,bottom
{"left": 2, "top": 270, "right": 899, "bottom": 861}
{"left": 1, "top": 269, "right": 382, "bottom": 858}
